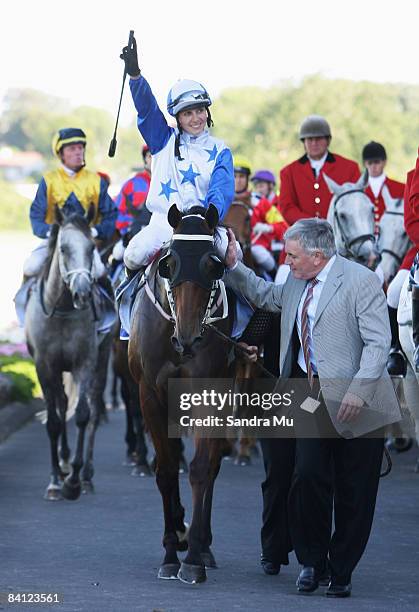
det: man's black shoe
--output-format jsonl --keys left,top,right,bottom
{"left": 296, "top": 566, "right": 319, "bottom": 593}
{"left": 386, "top": 350, "right": 407, "bottom": 377}
{"left": 260, "top": 556, "right": 280, "bottom": 575}
{"left": 326, "top": 582, "right": 352, "bottom": 598}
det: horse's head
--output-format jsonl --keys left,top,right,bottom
{"left": 324, "top": 171, "right": 380, "bottom": 269}
{"left": 54, "top": 204, "right": 96, "bottom": 309}
{"left": 378, "top": 186, "right": 410, "bottom": 284}
{"left": 158, "top": 204, "right": 225, "bottom": 357}
{"left": 223, "top": 201, "right": 252, "bottom": 251}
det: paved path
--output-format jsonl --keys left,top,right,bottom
{"left": 1, "top": 410, "right": 419, "bottom": 612}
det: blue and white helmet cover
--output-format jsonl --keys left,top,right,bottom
{"left": 167, "top": 79, "right": 212, "bottom": 116}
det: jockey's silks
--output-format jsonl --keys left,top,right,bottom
{"left": 44, "top": 168, "right": 101, "bottom": 224}
{"left": 265, "top": 205, "right": 284, "bottom": 224}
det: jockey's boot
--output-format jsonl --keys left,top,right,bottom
{"left": 412, "top": 286, "right": 419, "bottom": 372}
{"left": 386, "top": 306, "right": 407, "bottom": 377}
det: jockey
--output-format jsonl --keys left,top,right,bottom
{"left": 250, "top": 169, "right": 277, "bottom": 206}
{"left": 24, "top": 128, "right": 117, "bottom": 280}
{"left": 250, "top": 196, "right": 288, "bottom": 279}
{"left": 112, "top": 144, "right": 152, "bottom": 263}
{"left": 120, "top": 35, "right": 235, "bottom": 272}
{"left": 278, "top": 115, "right": 360, "bottom": 225}
{"left": 362, "top": 141, "right": 405, "bottom": 233}
{"left": 233, "top": 156, "right": 253, "bottom": 207}
{"left": 361, "top": 141, "right": 407, "bottom": 375}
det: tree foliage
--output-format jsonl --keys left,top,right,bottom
{"left": 1, "top": 75, "right": 419, "bottom": 185}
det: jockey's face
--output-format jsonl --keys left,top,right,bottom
{"left": 235, "top": 172, "right": 249, "bottom": 194}
{"left": 178, "top": 106, "right": 207, "bottom": 136}
{"left": 303, "top": 136, "right": 330, "bottom": 160}
{"left": 60, "top": 143, "right": 85, "bottom": 171}
{"left": 253, "top": 180, "right": 272, "bottom": 198}
{"left": 364, "top": 159, "right": 386, "bottom": 178}
{"left": 285, "top": 238, "right": 329, "bottom": 279}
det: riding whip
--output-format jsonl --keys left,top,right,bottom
{"left": 108, "top": 30, "right": 134, "bottom": 157}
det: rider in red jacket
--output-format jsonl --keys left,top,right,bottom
{"left": 407, "top": 151, "right": 419, "bottom": 370}
{"left": 278, "top": 115, "right": 360, "bottom": 225}
{"left": 250, "top": 197, "right": 288, "bottom": 278}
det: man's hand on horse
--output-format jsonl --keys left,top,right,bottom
{"left": 120, "top": 35, "right": 141, "bottom": 78}
{"left": 237, "top": 342, "right": 258, "bottom": 363}
{"left": 337, "top": 391, "right": 364, "bottom": 423}
{"left": 225, "top": 228, "right": 239, "bottom": 270}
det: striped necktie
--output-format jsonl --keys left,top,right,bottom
{"left": 301, "top": 278, "right": 319, "bottom": 388}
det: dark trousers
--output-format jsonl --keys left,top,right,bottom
{"left": 260, "top": 437, "right": 295, "bottom": 565}
{"left": 288, "top": 432, "right": 384, "bottom": 583}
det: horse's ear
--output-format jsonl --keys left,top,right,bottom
{"left": 355, "top": 169, "right": 369, "bottom": 191}
{"left": 55, "top": 204, "right": 64, "bottom": 226}
{"left": 205, "top": 203, "right": 219, "bottom": 230}
{"left": 86, "top": 202, "right": 96, "bottom": 226}
{"left": 168, "top": 204, "right": 182, "bottom": 229}
{"left": 323, "top": 173, "right": 344, "bottom": 195}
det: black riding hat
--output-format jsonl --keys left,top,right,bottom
{"left": 362, "top": 141, "right": 387, "bottom": 162}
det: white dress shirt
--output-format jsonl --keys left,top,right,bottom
{"left": 368, "top": 173, "right": 386, "bottom": 198}
{"left": 296, "top": 255, "right": 336, "bottom": 373}
{"left": 308, "top": 151, "right": 329, "bottom": 177}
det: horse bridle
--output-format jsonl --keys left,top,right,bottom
{"left": 378, "top": 208, "right": 406, "bottom": 267}
{"left": 333, "top": 189, "right": 376, "bottom": 258}
{"left": 40, "top": 230, "right": 95, "bottom": 318}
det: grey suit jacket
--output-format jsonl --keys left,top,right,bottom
{"left": 225, "top": 255, "right": 401, "bottom": 437}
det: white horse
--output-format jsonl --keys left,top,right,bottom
{"left": 378, "top": 185, "right": 411, "bottom": 285}
{"left": 324, "top": 172, "right": 380, "bottom": 270}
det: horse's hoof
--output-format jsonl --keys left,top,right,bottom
{"left": 124, "top": 452, "right": 138, "bottom": 466}
{"left": 82, "top": 480, "right": 95, "bottom": 494}
{"left": 177, "top": 562, "right": 206, "bottom": 584}
{"left": 131, "top": 463, "right": 152, "bottom": 477}
{"left": 179, "top": 457, "right": 188, "bottom": 474}
{"left": 61, "top": 478, "right": 81, "bottom": 501}
{"left": 59, "top": 460, "right": 71, "bottom": 475}
{"left": 201, "top": 551, "right": 217, "bottom": 569}
{"left": 157, "top": 563, "right": 180, "bottom": 580}
{"left": 235, "top": 454, "right": 251, "bottom": 466}
{"left": 44, "top": 485, "right": 63, "bottom": 501}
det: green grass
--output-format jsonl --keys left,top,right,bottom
{"left": 0, "top": 179, "right": 32, "bottom": 232}
{"left": 0, "top": 355, "right": 41, "bottom": 402}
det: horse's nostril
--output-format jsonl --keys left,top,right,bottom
{"left": 171, "top": 336, "right": 182, "bottom": 353}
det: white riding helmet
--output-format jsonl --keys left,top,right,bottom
{"left": 167, "top": 79, "right": 212, "bottom": 116}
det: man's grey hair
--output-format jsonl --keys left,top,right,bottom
{"left": 284, "top": 218, "right": 337, "bottom": 258}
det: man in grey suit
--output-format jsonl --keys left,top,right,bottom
{"left": 224, "top": 218, "right": 401, "bottom": 598}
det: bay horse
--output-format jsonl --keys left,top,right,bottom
{"left": 128, "top": 204, "right": 232, "bottom": 583}
{"left": 25, "top": 205, "right": 113, "bottom": 500}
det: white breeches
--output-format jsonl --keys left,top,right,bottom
{"left": 124, "top": 212, "right": 242, "bottom": 270}
{"left": 23, "top": 240, "right": 106, "bottom": 279}
{"left": 251, "top": 245, "right": 276, "bottom": 271}
{"left": 387, "top": 269, "right": 409, "bottom": 309}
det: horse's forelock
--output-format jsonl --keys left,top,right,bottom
{"left": 62, "top": 213, "right": 92, "bottom": 238}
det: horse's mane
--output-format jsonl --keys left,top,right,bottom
{"left": 42, "top": 214, "right": 92, "bottom": 279}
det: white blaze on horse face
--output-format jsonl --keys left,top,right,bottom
{"left": 58, "top": 225, "right": 94, "bottom": 307}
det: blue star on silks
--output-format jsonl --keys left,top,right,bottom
{"left": 179, "top": 164, "right": 201, "bottom": 186}
{"left": 205, "top": 145, "right": 218, "bottom": 162}
{"left": 159, "top": 179, "right": 178, "bottom": 201}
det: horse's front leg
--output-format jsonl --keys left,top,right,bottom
{"left": 200, "top": 439, "right": 224, "bottom": 569}
{"left": 57, "top": 381, "right": 71, "bottom": 475}
{"left": 61, "top": 372, "right": 91, "bottom": 501}
{"left": 38, "top": 368, "right": 63, "bottom": 501}
{"left": 140, "top": 381, "right": 181, "bottom": 579}
{"left": 179, "top": 438, "right": 211, "bottom": 584}
{"left": 82, "top": 335, "right": 112, "bottom": 492}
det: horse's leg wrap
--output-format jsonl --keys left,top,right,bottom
{"left": 239, "top": 309, "right": 273, "bottom": 347}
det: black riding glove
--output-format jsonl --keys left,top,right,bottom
{"left": 120, "top": 35, "right": 141, "bottom": 78}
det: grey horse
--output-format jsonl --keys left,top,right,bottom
{"left": 378, "top": 185, "right": 411, "bottom": 284}
{"left": 324, "top": 171, "right": 380, "bottom": 269}
{"left": 25, "top": 205, "right": 113, "bottom": 500}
